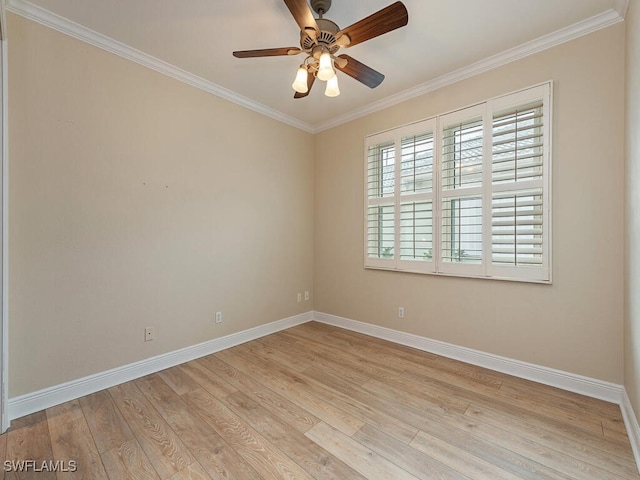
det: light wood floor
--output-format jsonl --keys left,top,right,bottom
{"left": 1, "top": 321, "right": 638, "bottom": 479}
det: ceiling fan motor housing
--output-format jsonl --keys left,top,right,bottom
{"left": 300, "top": 18, "right": 340, "bottom": 53}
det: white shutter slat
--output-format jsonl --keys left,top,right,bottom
{"left": 492, "top": 101, "right": 544, "bottom": 185}
{"left": 493, "top": 110, "right": 543, "bottom": 129}
{"left": 400, "top": 201, "right": 433, "bottom": 261}
{"left": 367, "top": 142, "right": 395, "bottom": 198}
{"left": 442, "top": 117, "right": 484, "bottom": 190}
{"left": 492, "top": 146, "right": 544, "bottom": 162}
{"left": 491, "top": 188, "right": 543, "bottom": 267}
{"left": 401, "top": 132, "right": 434, "bottom": 194}
{"left": 367, "top": 205, "right": 395, "bottom": 258}
{"left": 441, "top": 196, "right": 483, "bottom": 263}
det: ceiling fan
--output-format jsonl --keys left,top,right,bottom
{"left": 232, "top": 0, "right": 408, "bottom": 98}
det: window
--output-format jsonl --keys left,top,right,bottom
{"left": 364, "top": 83, "right": 552, "bottom": 283}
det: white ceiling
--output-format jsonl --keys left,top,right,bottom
{"left": 6, "top": 0, "right": 626, "bottom": 132}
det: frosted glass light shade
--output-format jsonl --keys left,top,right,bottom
{"left": 292, "top": 66, "right": 308, "bottom": 93}
{"left": 317, "top": 52, "right": 335, "bottom": 81}
{"left": 325, "top": 74, "right": 340, "bottom": 97}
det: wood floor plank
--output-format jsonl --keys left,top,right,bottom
{"left": 215, "top": 346, "right": 365, "bottom": 436}
{"left": 280, "top": 328, "right": 403, "bottom": 380}
{"left": 465, "top": 403, "right": 640, "bottom": 479}
{"left": 401, "top": 362, "right": 502, "bottom": 396}
{"left": 270, "top": 331, "right": 377, "bottom": 386}
{"left": 135, "top": 373, "right": 263, "bottom": 480}
{"left": 353, "top": 423, "right": 470, "bottom": 480}
{"left": 496, "top": 381, "right": 610, "bottom": 435}
{"left": 109, "top": 381, "right": 195, "bottom": 479}
{"left": 6, "top": 411, "right": 47, "bottom": 432}
{"left": 394, "top": 360, "right": 635, "bottom": 460}
{"left": 177, "top": 360, "right": 238, "bottom": 400}
{"left": 603, "top": 417, "right": 632, "bottom": 442}
{"left": 222, "top": 390, "right": 368, "bottom": 480}
{"left": 231, "top": 343, "right": 416, "bottom": 443}
{"left": 47, "top": 415, "right": 108, "bottom": 480}
{"left": 410, "top": 429, "right": 529, "bottom": 480}
{"left": 251, "top": 337, "right": 312, "bottom": 373}
{"left": 305, "top": 421, "right": 421, "bottom": 480}
{"left": 298, "top": 366, "right": 420, "bottom": 444}
{"left": 101, "top": 439, "right": 159, "bottom": 480}
{"left": 183, "top": 388, "right": 315, "bottom": 480}
{"left": 5, "top": 418, "right": 56, "bottom": 480}
{"left": 258, "top": 332, "right": 320, "bottom": 364}
{"left": 443, "top": 406, "right": 629, "bottom": 479}
{"left": 0, "top": 430, "right": 6, "bottom": 480}
{"left": 362, "top": 374, "right": 470, "bottom": 415}
{"left": 348, "top": 374, "right": 572, "bottom": 479}
{"left": 499, "top": 374, "right": 624, "bottom": 418}
{"left": 402, "top": 366, "right": 608, "bottom": 438}
{"left": 305, "top": 323, "right": 445, "bottom": 369}
{"left": 196, "top": 355, "right": 319, "bottom": 435}
{"left": 166, "top": 462, "right": 212, "bottom": 480}
{"left": 45, "top": 400, "right": 84, "bottom": 431}
{"left": 79, "top": 390, "right": 135, "bottom": 453}
{"left": 157, "top": 367, "right": 201, "bottom": 397}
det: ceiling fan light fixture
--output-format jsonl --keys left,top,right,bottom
{"left": 324, "top": 73, "right": 340, "bottom": 97}
{"left": 292, "top": 65, "right": 309, "bottom": 93}
{"left": 233, "top": 1, "right": 409, "bottom": 99}
{"left": 317, "top": 51, "right": 335, "bottom": 81}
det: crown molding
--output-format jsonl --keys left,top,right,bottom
{"left": 5, "top": 0, "right": 315, "bottom": 133}
{"left": 313, "top": 5, "right": 627, "bottom": 133}
{"left": 614, "top": 0, "right": 630, "bottom": 18}
{"left": 5, "top": 0, "right": 627, "bottom": 135}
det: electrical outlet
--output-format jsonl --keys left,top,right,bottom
{"left": 297, "top": 293, "right": 302, "bottom": 302}
{"left": 304, "top": 291, "right": 310, "bottom": 301}
{"left": 215, "top": 311, "right": 222, "bottom": 324}
{"left": 398, "top": 307, "right": 405, "bottom": 319}
{"left": 144, "top": 327, "right": 154, "bottom": 342}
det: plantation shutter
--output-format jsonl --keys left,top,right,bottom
{"left": 365, "top": 138, "right": 396, "bottom": 265}
{"left": 491, "top": 189, "right": 543, "bottom": 265}
{"left": 397, "top": 126, "right": 436, "bottom": 272}
{"left": 365, "top": 121, "right": 436, "bottom": 272}
{"left": 492, "top": 101, "right": 544, "bottom": 184}
{"left": 364, "top": 82, "right": 551, "bottom": 282}
{"left": 438, "top": 105, "right": 485, "bottom": 276}
{"left": 489, "top": 85, "right": 550, "bottom": 281}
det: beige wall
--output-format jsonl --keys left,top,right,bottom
{"left": 8, "top": 13, "right": 314, "bottom": 397}
{"left": 626, "top": 0, "right": 640, "bottom": 418}
{"left": 314, "top": 24, "right": 626, "bottom": 383}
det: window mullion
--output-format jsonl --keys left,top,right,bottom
{"left": 394, "top": 135, "right": 401, "bottom": 268}
{"left": 434, "top": 117, "right": 442, "bottom": 274}
{"left": 482, "top": 101, "right": 493, "bottom": 277}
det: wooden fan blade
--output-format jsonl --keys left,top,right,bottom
{"left": 336, "top": 1, "right": 408, "bottom": 48}
{"left": 334, "top": 54, "right": 384, "bottom": 88}
{"left": 233, "top": 47, "right": 301, "bottom": 58}
{"left": 294, "top": 71, "right": 316, "bottom": 98}
{"left": 283, "top": 0, "right": 319, "bottom": 33}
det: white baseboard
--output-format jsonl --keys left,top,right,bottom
{"left": 313, "top": 311, "right": 623, "bottom": 403}
{"left": 8, "top": 311, "right": 313, "bottom": 421}
{"left": 622, "top": 389, "right": 640, "bottom": 472}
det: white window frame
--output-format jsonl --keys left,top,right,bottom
{"left": 364, "top": 82, "right": 552, "bottom": 284}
